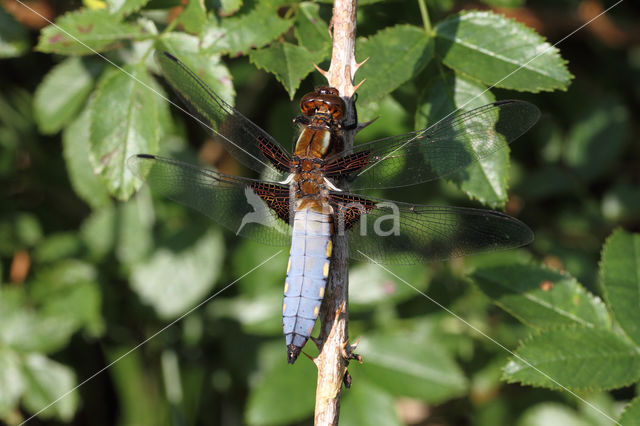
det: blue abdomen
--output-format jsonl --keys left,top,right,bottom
{"left": 283, "top": 208, "right": 332, "bottom": 363}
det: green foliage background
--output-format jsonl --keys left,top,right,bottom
{"left": 1, "top": 0, "right": 639, "bottom": 425}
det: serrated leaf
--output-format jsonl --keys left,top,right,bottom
{"left": 357, "top": 330, "right": 467, "bottom": 402}
{"left": 156, "top": 32, "right": 235, "bottom": 105}
{"left": 435, "top": 11, "right": 572, "bottom": 92}
{"left": 201, "top": 0, "right": 293, "bottom": 55}
{"left": 416, "top": 70, "right": 510, "bottom": 207}
{"left": 62, "top": 107, "right": 111, "bottom": 208}
{"left": 294, "top": 2, "right": 331, "bottom": 52}
{"left": 0, "top": 5, "right": 29, "bottom": 58}
{"left": 37, "top": 9, "right": 146, "bottom": 55}
{"left": 0, "top": 347, "right": 24, "bottom": 417}
{"left": 340, "top": 379, "right": 402, "bottom": 426}
{"left": 245, "top": 346, "right": 316, "bottom": 425}
{"left": 34, "top": 57, "right": 102, "bottom": 135}
{"left": 177, "top": 0, "right": 207, "bottom": 34}
{"left": 620, "top": 396, "right": 640, "bottom": 426}
{"left": 600, "top": 229, "right": 640, "bottom": 346}
{"left": 472, "top": 264, "right": 611, "bottom": 330}
{"left": 89, "top": 65, "right": 159, "bottom": 200}
{"left": 503, "top": 327, "right": 640, "bottom": 391}
{"left": 107, "top": 0, "right": 152, "bottom": 16}
{"left": 22, "top": 354, "right": 78, "bottom": 421}
{"left": 355, "top": 25, "right": 434, "bottom": 105}
{"left": 249, "top": 42, "right": 326, "bottom": 99}
{"left": 130, "top": 227, "right": 224, "bottom": 319}
{"left": 565, "top": 98, "right": 629, "bottom": 182}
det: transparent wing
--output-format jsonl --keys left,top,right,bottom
{"left": 156, "top": 52, "right": 291, "bottom": 180}
{"left": 128, "top": 154, "right": 292, "bottom": 246}
{"left": 325, "top": 100, "right": 540, "bottom": 190}
{"left": 329, "top": 192, "right": 533, "bottom": 264}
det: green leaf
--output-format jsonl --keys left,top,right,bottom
{"left": 416, "top": 70, "right": 509, "bottom": 208}
{"left": 340, "top": 379, "right": 402, "bottom": 426}
{"left": 481, "top": 0, "right": 524, "bottom": 6}
{"left": 249, "top": 42, "right": 327, "bottom": 99}
{"left": 516, "top": 402, "right": 591, "bottom": 426}
{"left": 156, "top": 32, "right": 235, "bottom": 105}
{"left": 435, "top": 11, "right": 572, "bottom": 92}
{"left": 620, "top": 396, "right": 640, "bottom": 426}
{"left": 564, "top": 98, "right": 629, "bottom": 182}
{"left": 0, "top": 299, "right": 76, "bottom": 354}
{"left": 177, "top": 0, "right": 207, "bottom": 34}
{"left": 80, "top": 205, "right": 116, "bottom": 260}
{"left": 208, "top": 289, "right": 282, "bottom": 335}
{"left": 503, "top": 327, "right": 640, "bottom": 391}
{"left": 30, "top": 260, "right": 104, "bottom": 337}
{"left": 130, "top": 227, "right": 224, "bottom": 319}
{"left": 472, "top": 264, "right": 611, "bottom": 330}
{"left": 245, "top": 344, "right": 316, "bottom": 425}
{"left": 33, "top": 232, "right": 82, "bottom": 263}
{"left": 349, "top": 263, "right": 429, "bottom": 309}
{"left": 14, "top": 213, "right": 43, "bottom": 247}
{"left": 600, "top": 229, "right": 640, "bottom": 346}
{"left": 0, "top": 5, "right": 29, "bottom": 58}
{"left": 34, "top": 57, "right": 102, "bottom": 135}
{"left": 106, "top": 0, "right": 152, "bottom": 16}
{"left": 37, "top": 9, "right": 146, "bottom": 55}
{"left": 219, "top": 0, "right": 242, "bottom": 15}
{"left": 62, "top": 107, "right": 111, "bottom": 208}
{"left": 116, "top": 190, "right": 154, "bottom": 266}
{"left": 294, "top": 2, "right": 331, "bottom": 52}
{"left": 22, "top": 354, "right": 78, "bottom": 421}
{"left": 355, "top": 25, "right": 434, "bottom": 105}
{"left": 201, "top": 0, "right": 293, "bottom": 55}
{"left": 105, "top": 347, "right": 169, "bottom": 425}
{"left": 89, "top": 65, "right": 159, "bottom": 200}
{"left": 0, "top": 347, "right": 24, "bottom": 417}
{"left": 357, "top": 330, "right": 467, "bottom": 402}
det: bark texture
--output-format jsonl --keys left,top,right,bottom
{"left": 313, "top": 0, "right": 359, "bottom": 424}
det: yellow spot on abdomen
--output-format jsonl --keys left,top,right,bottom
{"left": 283, "top": 303, "right": 287, "bottom": 314}
{"left": 326, "top": 240, "right": 333, "bottom": 257}
{"left": 287, "top": 258, "right": 291, "bottom": 273}
{"left": 284, "top": 281, "right": 289, "bottom": 293}
{"left": 322, "top": 262, "right": 330, "bottom": 278}
{"left": 313, "top": 306, "right": 319, "bottom": 316}
{"left": 319, "top": 287, "right": 325, "bottom": 298}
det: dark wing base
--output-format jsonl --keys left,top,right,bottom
{"left": 328, "top": 191, "right": 533, "bottom": 264}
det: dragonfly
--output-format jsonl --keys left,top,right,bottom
{"left": 129, "top": 51, "right": 540, "bottom": 364}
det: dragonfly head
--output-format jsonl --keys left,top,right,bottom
{"left": 300, "top": 86, "right": 345, "bottom": 121}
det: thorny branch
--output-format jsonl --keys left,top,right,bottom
{"left": 313, "top": 0, "right": 364, "bottom": 424}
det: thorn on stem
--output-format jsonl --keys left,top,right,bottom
{"left": 355, "top": 116, "right": 379, "bottom": 134}
{"left": 353, "top": 79, "right": 366, "bottom": 93}
{"left": 314, "top": 63, "right": 328, "bottom": 78}
{"left": 355, "top": 57, "right": 369, "bottom": 70}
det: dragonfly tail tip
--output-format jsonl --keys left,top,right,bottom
{"left": 287, "top": 345, "right": 302, "bottom": 364}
